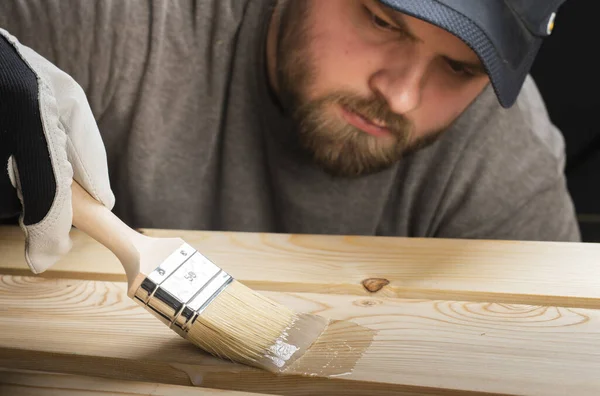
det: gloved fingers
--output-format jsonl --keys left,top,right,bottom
{"left": 1, "top": 30, "right": 75, "bottom": 273}
{"left": 17, "top": 41, "right": 115, "bottom": 211}
{"left": 1, "top": 28, "right": 114, "bottom": 273}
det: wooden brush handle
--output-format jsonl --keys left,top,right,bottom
{"left": 71, "top": 181, "right": 146, "bottom": 286}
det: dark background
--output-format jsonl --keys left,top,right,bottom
{"left": 530, "top": 0, "right": 599, "bottom": 242}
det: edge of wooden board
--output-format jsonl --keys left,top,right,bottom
{"left": 0, "top": 368, "right": 274, "bottom": 396}
{"left": 0, "top": 350, "right": 498, "bottom": 396}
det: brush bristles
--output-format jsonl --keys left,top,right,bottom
{"left": 186, "top": 280, "right": 298, "bottom": 366}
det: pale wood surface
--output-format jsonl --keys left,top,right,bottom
{"left": 1, "top": 226, "right": 600, "bottom": 307}
{"left": 2, "top": 225, "right": 600, "bottom": 395}
{"left": 1, "top": 275, "right": 600, "bottom": 395}
{"left": 0, "top": 369, "right": 271, "bottom": 395}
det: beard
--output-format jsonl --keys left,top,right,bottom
{"left": 273, "top": 1, "right": 443, "bottom": 178}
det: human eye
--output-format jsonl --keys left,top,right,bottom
{"left": 446, "top": 59, "right": 476, "bottom": 78}
{"left": 362, "top": 5, "right": 397, "bottom": 32}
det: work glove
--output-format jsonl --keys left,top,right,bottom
{"left": 0, "top": 28, "right": 115, "bottom": 274}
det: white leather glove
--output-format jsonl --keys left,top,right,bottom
{"left": 0, "top": 28, "right": 115, "bottom": 274}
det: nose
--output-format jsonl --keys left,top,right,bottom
{"left": 368, "top": 60, "right": 425, "bottom": 115}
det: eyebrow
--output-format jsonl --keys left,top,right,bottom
{"left": 377, "top": 3, "right": 488, "bottom": 75}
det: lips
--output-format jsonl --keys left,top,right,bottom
{"left": 339, "top": 105, "right": 392, "bottom": 138}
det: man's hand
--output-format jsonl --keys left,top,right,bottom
{"left": 0, "top": 28, "right": 115, "bottom": 273}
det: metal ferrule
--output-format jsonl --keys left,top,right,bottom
{"left": 132, "top": 243, "right": 233, "bottom": 337}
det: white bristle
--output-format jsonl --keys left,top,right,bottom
{"left": 186, "top": 280, "right": 303, "bottom": 366}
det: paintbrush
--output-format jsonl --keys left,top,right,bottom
{"left": 70, "top": 180, "right": 331, "bottom": 373}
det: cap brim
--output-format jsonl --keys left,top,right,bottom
{"left": 379, "top": 0, "right": 542, "bottom": 108}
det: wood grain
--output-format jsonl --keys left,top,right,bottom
{"left": 1, "top": 226, "right": 600, "bottom": 308}
{"left": 0, "top": 369, "right": 272, "bottom": 395}
{"left": 1, "top": 275, "right": 599, "bottom": 395}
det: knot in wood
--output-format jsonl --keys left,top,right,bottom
{"left": 354, "top": 298, "right": 382, "bottom": 307}
{"left": 362, "top": 278, "right": 390, "bottom": 293}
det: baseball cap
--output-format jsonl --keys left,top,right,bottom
{"left": 378, "top": 0, "right": 567, "bottom": 108}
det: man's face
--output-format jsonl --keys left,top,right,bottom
{"left": 269, "top": 0, "right": 490, "bottom": 177}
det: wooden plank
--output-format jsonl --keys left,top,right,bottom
{"left": 1, "top": 275, "right": 599, "bottom": 395}
{"left": 0, "top": 369, "right": 270, "bottom": 395}
{"left": 0, "top": 369, "right": 272, "bottom": 395}
{"left": 1, "top": 225, "right": 600, "bottom": 308}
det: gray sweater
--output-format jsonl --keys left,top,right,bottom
{"left": 0, "top": 0, "right": 580, "bottom": 241}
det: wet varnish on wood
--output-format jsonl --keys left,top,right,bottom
{"left": 1, "top": 225, "right": 600, "bottom": 395}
